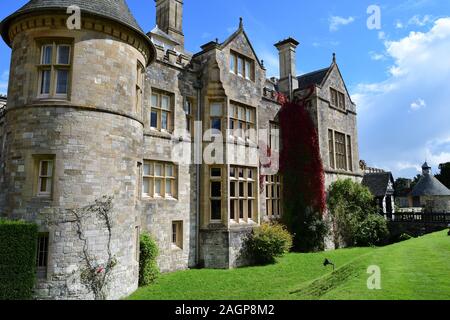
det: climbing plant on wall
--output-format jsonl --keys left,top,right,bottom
{"left": 278, "top": 88, "right": 328, "bottom": 252}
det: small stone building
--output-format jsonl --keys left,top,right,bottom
{"left": 0, "top": 0, "right": 361, "bottom": 299}
{"left": 409, "top": 163, "right": 450, "bottom": 212}
{"left": 362, "top": 172, "right": 395, "bottom": 216}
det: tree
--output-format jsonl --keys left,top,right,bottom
{"left": 394, "top": 178, "right": 412, "bottom": 196}
{"left": 435, "top": 162, "right": 450, "bottom": 189}
{"left": 327, "top": 179, "right": 388, "bottom": 247}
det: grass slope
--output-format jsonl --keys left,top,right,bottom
{"left": 128, "top": 230, "right": 450, "bottom": 300}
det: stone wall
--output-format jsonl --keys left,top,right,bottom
{"left": 420, "top": 195, "right": 450, "bottom": 212}
{"left": 142, "top": 59, "right": 198, "bottom": 273}
{"left": 200, "top": 226, "right": 253, "bottom": 269}
{"left": 0, "top": 18, "right": 147, "bottom": 299}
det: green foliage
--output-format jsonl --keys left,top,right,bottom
{"left": 245, "top": 223, "right": 293, "bottom": 265}
{"left": 282, "top": 199, "right": 329, "bottom": 252}
{"left": 328, "top": 179, "right": 389, "bottom": 247}
{"left": 435, "top": 162, "right": 450, "bottom": 189}
{"left": 354, "top": 213, "right": 389, "bottom": 246}
{"left": 399, "top": 233, "right": 413, "bottom": 242}
{"left": 139, "top": 233, "right": 159, "bottom": 286}
{"left": 0, "top": 219, "right": 38, "bottom": 300}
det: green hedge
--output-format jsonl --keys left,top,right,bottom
{"left": 139, "top": 233, "right": 159, "bottom": 286}
{"left": 0, "top": 219, "right": 38, "bottom": 300}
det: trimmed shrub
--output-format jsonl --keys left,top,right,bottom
{"left": 0, "top": 219, "right": 38, "bottom": 300}
{"left": 354, "top": 213, "right": 389, "bottom": 247}
{"left": 245, "top": 223, "right": 293, "bottom": 265}
{"left": 138, "top": 233, "right": 159, "bottom": 286}
{"left": 328, "top": 179, "right": 389, "bottom": 247}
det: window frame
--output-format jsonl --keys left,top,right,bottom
{"left": 328, "top": 129, "right": 352, "bottom": 172}
{"left": 184, "top": 97, "right": 194, "bottom": 135}
{"left": 136, "top": 61, "right": 145, "bottom": 116}
{"left": 150, "top": 90, "right": 174, "bottom": 133}
{"left": 210, "top": 167, "right": 223, "bottom": 222}
{"left": 33, "top": 155, "right": 55, "bottom": 199}
{"left": 171, "top": 221, "right": 183, "bottom": 249}
{"left": 229, "top": 51, "right": 255, "bottom": 81}
{"left": 209, "top": 102, "right": 224, "bottom": 137}
{"left": 330, "top": 87, "right": 346, "bottom": 111}
{"left": 142, "top": 160, "right": 178, "bottom": 199}
{"left": 36, "top": 233, "right": 49, "bottom": 279}
{"left": 334, "top": 131, "right": 347, "bottom": 170}
{"left": 230, "top": 166, "right": 256, "bottom": 223}
{"left": 265, "top": 174, "right": 283, "bottom": 218}
{"left": 229, "top": 102, "right": 256, "bottom": 141}
{"left": 269, "top": 122, "right": 280, "bottom": 152}
{"left": 36, "top": 40, "right": 73, "bottom": 100}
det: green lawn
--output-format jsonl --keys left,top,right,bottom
{"left": 128, "top": 230, "right": 450, "bottom": 300}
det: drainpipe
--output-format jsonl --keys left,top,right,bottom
{"left": 194, "top": 79, "right": 203, "bottom": 266}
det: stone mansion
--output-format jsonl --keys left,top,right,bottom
{"left": 0, "top": 0, "right": 362, "bottom": 299}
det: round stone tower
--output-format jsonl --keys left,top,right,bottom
{"left": 0, "top": 0, "right": 155, "bottom": 299}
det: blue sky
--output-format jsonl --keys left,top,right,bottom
{"left": 1, "top": 0, "right": 450, "bottom": 179}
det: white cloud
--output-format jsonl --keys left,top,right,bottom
{"left": 395, "top": 21, "right": 404, "bottom": 29}
{"left": 408, "top": 15, "right": 433, "bottom": 27}
{"left": 378, "top": 31, "right": 386, "bottom": 40}
{"left": 355, "top": 18, "right": 450, "bottom": 178}
{"left": 369, "top": 51, "right": 386, "bottom": 61}
{"left": 410, "top": 98, "right": 426, "bottom": 111}
{"left": 329, "top": 16, "right": 355, "bottom": 32}
{"left": 395, "top": 161, "right": 422, "bottom": 173}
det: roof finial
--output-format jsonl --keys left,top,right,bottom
{"left": 215, "top": 38, "right": 219, "bottom": 44}
{"left": 239, "top": 17, "right": 243, "bottom": 29}
{"left": 332, "top": 52, "right": 336, "bottom": 63}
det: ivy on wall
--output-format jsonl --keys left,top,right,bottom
{"left": 278, "top": 89, "right": 328, "bottom": 252}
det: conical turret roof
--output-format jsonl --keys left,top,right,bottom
{"left": 0, "top": 0, "right": 155, "bottom": 62}
{"left": 410, "top": 172, "right": 450, "bottom": 197}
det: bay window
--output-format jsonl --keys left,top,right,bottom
{"left": 230, "top": 166, "right": 256, "bottom": 223}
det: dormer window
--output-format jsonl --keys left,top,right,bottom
{"left": 230, "top": 51, "right": 255, "bottom": 81}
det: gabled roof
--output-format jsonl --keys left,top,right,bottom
{"left": 296, "top": 56, "right": 356, "bottom": 106}
{"left": 362, "top": 172, "right": 395, "bottom": 197}
{"left": 410, "top": 173, "right": 450, "bottom": 197}
{"left": 297, "top": 67, "right": 330, "bottom": 90}
{"left": 195, "top": 19, "right": 263, "bottom": 69}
